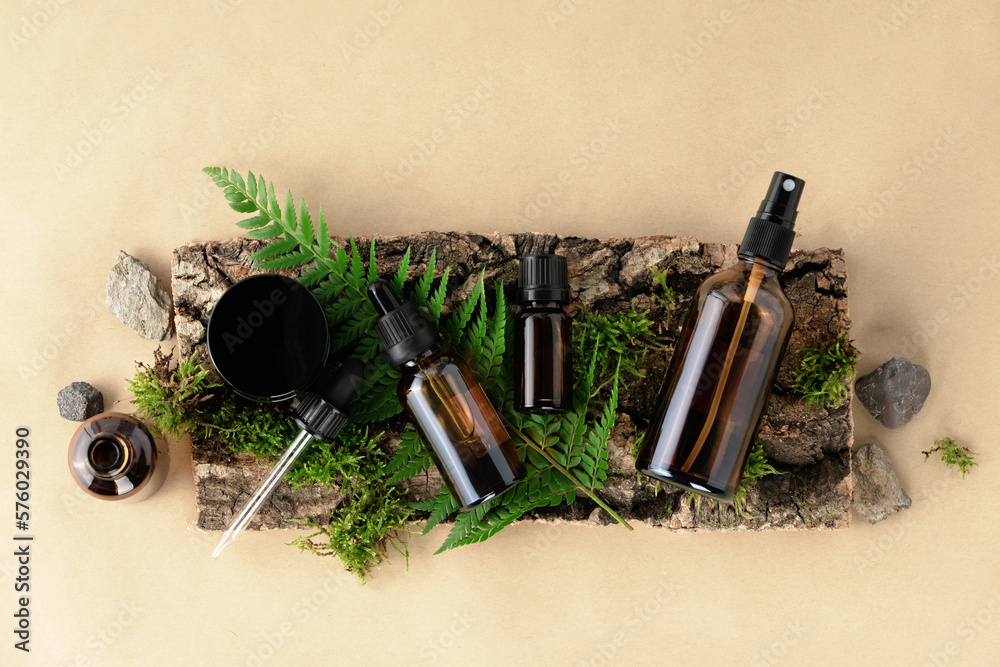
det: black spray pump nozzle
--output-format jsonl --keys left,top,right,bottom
{"left": 738, "top": 171, "right": 805, "bottom": 268}
{"left": 293, "top": 358, "right": 366, "bottom": 442}
{"left": 755, "top": 172, "right": 805, "bottom": 229}
{"left": 368, "top": 280, "right": 439, "bottom": 367}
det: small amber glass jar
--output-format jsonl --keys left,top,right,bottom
{"left": 68, "top": 412, "right": 168, "bottom": 502}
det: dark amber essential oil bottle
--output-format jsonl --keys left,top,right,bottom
{"left": 635, "top": 171, "right": 803, "bottom": 501}
{"left": 368, "top": 280, "right": 525, "bottom": 509}
{"left": 68, "top": 412, "right": 168, "bottom": 502}
{"left": 515, "top": 254, "right": 573, "bottom": 414}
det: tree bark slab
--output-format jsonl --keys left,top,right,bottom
{"left": 172, "top": 233, "right": 854, "bottom": 532}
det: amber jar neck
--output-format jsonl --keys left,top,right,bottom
{"left": 403, "top": 348, "right": 444, "bottom": 371}
{"left": 523, "top": 300, "right": 565, "bottom": 309}
{"left": 737, "top": 252, "right": 784, "bottom": 278}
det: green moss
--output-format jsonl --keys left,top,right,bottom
{"left": 685, "top": 441, "right": 784, "bottom": 520}
{"left": 732, "top": 441, "right": 785, "bottom": 519}
{"left": 573, "top": 306, "right": 661, "bottom": 385}
{"left": 127, "top": 350, "right": 411, "bottom": 581}
{"left": 286, "top": 425, "right": 413, "bottom": 583}
{"left": 650, "top": 265, "right": 676, "bottom": 308}
{"left": 923, "top": 437, "right": 978, "bottom": 478}
{"left": 127, "top": 348, "right": 298, "bottom": 458}
{"left": 789, "top": 335, "right": 857, "bottom": 409}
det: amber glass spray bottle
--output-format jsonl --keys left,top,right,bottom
{"left": 368, "top": 280, "right": 525, "bottom": 509}
{"left": 635, "top": 171, "right": 803, "bottom": 501}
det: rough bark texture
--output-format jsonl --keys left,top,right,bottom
{"left": 173, "top": 233, "right": 854, "bottom": 532}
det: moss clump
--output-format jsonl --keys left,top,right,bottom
{"left": 573, "top": 306, "right": 661, "bottom": 384}
{"left": 127, "top": 348, "right": 297, "bottom": 457}
{"left": 923, "top": 437, "right": 978, "bottom": 479}
{"left": 127, "top": 350, "right": 412, "bottom": 580}
{"left": 650, "top": 265, "right": 676, "bottom": 309}
{"left": 286, "top": 426, "right": 413, "bottom": 583}
{"left": 686, "top": 441, "right": 784, "bottom": 519}
{"left": 732, "top": 441, "right": 785, "bottom": 519}
{"left": 789, "top": 335, "right": 857, "bottom": 409}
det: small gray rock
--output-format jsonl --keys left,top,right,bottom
{"left": 855, "top": 356, "right": 930, "bottom": 429}
{"left": 106, "top": 250, "right": 173, "bottom": 341}
{"left": 852, "top": 443, "right": 911, "bottom": 524}
{"left": 57, "top": 382, "right": 104, "bottom": 421}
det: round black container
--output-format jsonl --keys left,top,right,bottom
{"left": 206, "top": 274, "right": 329, "bottom": 402}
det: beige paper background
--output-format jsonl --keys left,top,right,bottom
{"left": 2, "top": 1, "right": 998, "bottom": 664}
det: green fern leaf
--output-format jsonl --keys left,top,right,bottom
{"left": 256, "top": 250, "right": 314, "bottom": 271}
{"left": 427, "top": 265, "right": 452, "bottom": 322}
{"left": 353, "top": 331, "right": 383, "bottom": 363}
{"left": 283, "top": 190, "right": 297, "bottom": 232}
{"left": 299, "top": 198, "right": 314, "bottom": 246}
{"left": 391, "top": 246, "right": 411, "bottom": 295}
{"left": 585, "top": 361, "right": 618, "bottom": 488}
{"left": 256, "top": 174, "right": 268, "bottom": 208}
{"left": 460, "top": 283, "right": 488, "bottom": 364}
{"left": 348, "top": 235, "right": 366, "bottom": 286}
{"left": 479, "top": 283, "right": 508, "bottom": 388}
{"left": 246, "top": 224, "right": 284, "bottom": 241}
{"left": 330, "top": 309, "right": 378, "bottom": 355}
{"left": 413, "top": 488, "right": 460, "bottom": 535}
{"left": 386, "top": 427, "right": 434, "bottom": 485}
{"left": 298, "top": 266, "right": 327, "bottom": 289}
{"left": 246, "top": 170, "right": 257, "bottom": 199}
{"left": 248, "top": 236, "right": 298, "bottom": 262}
{"left": 236, "top": 212, "right": 271, "bottom": 230}
{"left": 268, "top": 183, "right": 280, "bottom": 219}
{"left": 413, "top": 249, "right": 437, "bottom": 305}
{"left": 229, "top": 199, "right": 259, "bottom": 214}
{"left": 350, "top": 362, "right": 403, "bottom": 423}
{"left": 441, "top": 272, "right": 483, "bottom": 347}
{"left": 317, "top": 206, "right": 331, "bottom": 259}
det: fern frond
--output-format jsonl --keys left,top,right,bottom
{"left": 441, "top": 272, "right": 484, "bottom": 348}
{"left": 390, "top": 247, "right": 411, "bottom": 295}
{"left": 427, "top": 265, "right": 452, "bottom": 322}
{"left": 473, "top": 282, "right": 508, "bottom": 389}
{"left": 350, "top": 361, "right": 403, "bottom": 423}
{"left": 412, "top": 487, "right": 459, "bottom": 534}
{"left": 413, "top": 249, "right": 438, "bottom": 307}
{"left": 386, "top": 427, "right": 434, "bottom": 485}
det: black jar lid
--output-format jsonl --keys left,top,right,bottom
{"left": 206, "top": 274, "right": 329, "bottom": 402}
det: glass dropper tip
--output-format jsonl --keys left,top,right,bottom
{"left": 211, "top": 531, "right": 235, "bottom": 559}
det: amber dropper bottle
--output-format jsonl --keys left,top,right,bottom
{"left": 635, "top": 171, "right": 802, "bottom": 501}
{"left": 515, "top": 254, "right": 573, "bottom": 414}
{"left": 368, "top": 280, "right": 524, "bottom": 509}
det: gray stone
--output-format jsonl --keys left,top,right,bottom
{"left": 855, "top": 357, "right": 930, "bottom": 429}
{"left": 57, "top": 381, "right": 104, "bottom": 421}
{"left": 106, "top": 250, "right": 173, "bottom": 341}
{"left": 852, "top": 443, "right": 911, "bottom": 524}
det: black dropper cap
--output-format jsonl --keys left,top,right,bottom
{"left": 738, "top": 171, "right": 805, "bottom": 268}
{"left": 367, "top": 280, "right": 438, "bottom": 367}
{"left": 293, "top": 358, "right": 366, "bottom": 441}
{"left": 518, "top": 254, "right": 570, "bottom": 304}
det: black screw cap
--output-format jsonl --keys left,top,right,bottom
{"left": 518, "top": 254, "right": 570, "bottom": 304}
{"left": 368, "top": 280, "right": 438, "bottom": 367}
